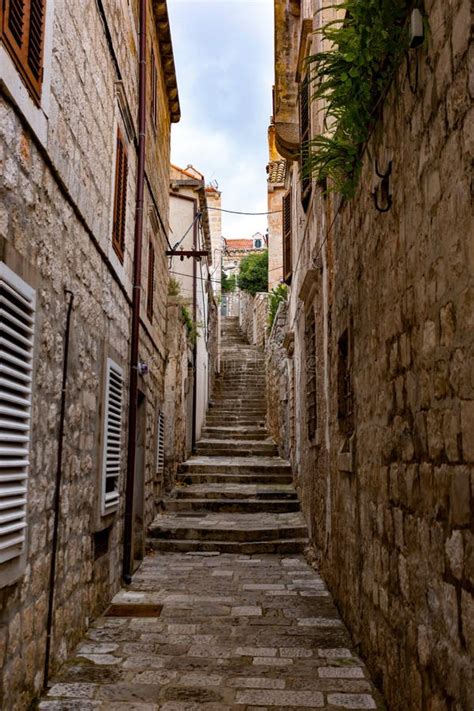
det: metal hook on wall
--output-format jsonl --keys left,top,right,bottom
{"left": 372, "top": 160, "right": 393, "bottom": 212}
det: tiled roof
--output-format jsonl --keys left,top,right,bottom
{"left": 226, "top": 239, "right": 255, "bottom": 251}
{"left": 267, "top": 159, "right": 287, "bottom": 184}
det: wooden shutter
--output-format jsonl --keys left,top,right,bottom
{"left": 146, "top": 240, "right": 155, "bottom": 321}
{"left": 156, "top": 412, "right": 164, "bottom": 477}
{"left": 0, "top": 262, "right": 35, "bottom": 565}
{"left": 300, "top": 75, "right": 312, "bottom": 210}
{"left": 2, "top": 0, "right": 46, "bottom": 104}
{"left": 101, "top": 358, "right": 123, "bottom": 515}
{"left": 305, "top": 307, "right": 317, "bottom": 440}
{"left": 282, "top": 190, "right": 292, "bottom": 285}
{"left": 112, "top": 131, "right": 128, "bottom": 262}
{"left": 150, "top": 49, "right": 157, "bottom": 131}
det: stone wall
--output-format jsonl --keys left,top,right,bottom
{"left": 266, "top": 302, "right": 291, "bottom": 459}
{"left": 0, "top": 0, "right": 175, "bottom": 707}
{"left": 163, "top": 299, "right": 191, "bottom": 497}
{"left": 271, "top": 0, "right": 473, "bottom": 708}
{"left": 239, "top": 291, "right": 269, "bottom": 348}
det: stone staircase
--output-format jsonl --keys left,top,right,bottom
{"left": 147, "top": 316, "right": 308, "bottom": 554}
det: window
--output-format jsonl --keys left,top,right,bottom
{"left": 150, "top": 49, "right": 157, "bottom": 131}
{"left": 338, "top": 328, "right": 354, "bottom": 436}
{"left": 0, "top": 262, "right": 35, "bottom": 567}
{"left": 112, "top": 130, "right": 128, "bottom": 262}
{"left": 299, "top": 74, "right": 311, "bottom": 210}
{"left": 254, "top": 239, "right": 262, "bottom": 249}
{"left": 101, "top": 358, "right": 123, "bottom": 516}
{"left": 156, "top": 412, "right": 164, "bottom": 477}
{"left": 305, "top": 307, "right": 317, "bottom": 440}
{"left": 282, "top": 190, "right": 292, "bottom": 284}
{"left": 146, "top": 240, "right": 155, "bottom": 321}
{"left": 1, "top": 0, "right": 46, "bottom": 104}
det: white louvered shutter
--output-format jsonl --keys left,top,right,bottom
{"left": 0, "top": 263, "right": 35, "bottom": 565}
{"left": 156, "top": 412, "right": 164, "bottom": 477}
{"left": 102, "top": 358, "right": 123, "bottom": 515}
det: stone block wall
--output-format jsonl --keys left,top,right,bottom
{"left": 239, "top": 291, "right": 269, "bottom": 348}
{"left": 163, "top": 300, "right": 191, "bottom": 497}
{"left": 0, "top": 0, "right": 175, "bottom": 707}
{"left": 270, "top": 0, "right": 473, "bottom": 708}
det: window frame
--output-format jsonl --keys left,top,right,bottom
{"left": 305, "top": 306, "right": 317, "bottom": 441}
{"left": 299, "top": 73, "right": 312, "bottom": 211}
{"left": 1, "top": 0, "right": 46, "bottom": 105}
{"left": 0, "top": 261, "right": 36, "bottom": 586}
{"left": 282, "top": 190, "right": 292, "bottom": 284}
{"left": 112, "top": 129, "right": 129, "bottom": 263}
{"left": 146, "top": 238, "right": 155, "bottom": 322}
{"left": 101, "top": 357, "right": 124, "bottom": 517}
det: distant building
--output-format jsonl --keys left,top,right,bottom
{"left": 267, "top": 123, "right": 286, "bottom": 289}
{"left": 169, "top": 165, "right": 220, "bottom": 447}
{"left": 223, "top": 232, "right": 267, "bottom": 277}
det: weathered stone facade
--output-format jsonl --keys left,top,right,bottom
{"left": 0, "top": 1, "right": 179, "bottom": 708}
{"left": 239, "top": 290, "right": 269, "bottom": 350}
{"left": 271, "top": 0, "right": 473, "bottom": 709}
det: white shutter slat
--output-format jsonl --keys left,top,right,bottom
{"left": 0, "top": 263, "right": 35, "bottom": 565}
{"left": 156, "top": 412, "right": 165, "bottom": 477}
{"left": 101, "top": 358, "right": 123, "bottom": 515}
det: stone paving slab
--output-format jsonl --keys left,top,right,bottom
{"left": 40, "top": 553, "right": 385, "bottom": 710}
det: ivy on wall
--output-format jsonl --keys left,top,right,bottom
{"left": 304, "top": 0, "right": 413, "bottom": 197}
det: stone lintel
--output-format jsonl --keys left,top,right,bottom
{"left": 298, "top": 268, "right": 319, "bottom": 306}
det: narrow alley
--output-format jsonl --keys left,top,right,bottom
{"left": 39, "top": 320, "right": 383, "bottom": 710}
{"left": 0, "top": 0, "right": 472, "bottom": 708}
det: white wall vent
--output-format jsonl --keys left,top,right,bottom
{"left": 102, "top": 358, "right": 124, "bottom": 515}
{"left": 0, "top": 263, "right": 35, "bottom": 566}
{"left": 156, "top": 412, "right": 165, "bottom": 477}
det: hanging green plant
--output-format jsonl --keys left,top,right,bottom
{"left": 304, "top": 0, "right": 413, "bottom": 197}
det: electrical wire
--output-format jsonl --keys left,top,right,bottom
{"left": 203, "top": 206, "right": 282, "bottom": 216}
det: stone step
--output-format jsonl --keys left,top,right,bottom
{"left": 165, "top": 498, "right": 301, "bottom": 513}
{"left": 205, "top": 416, "right": 266, "bottom": 425}
{"left": 178, "top": 456, "right": 291, "bottom": 475}
{"left": 147, "top": 537, "right": 306, "bottom": 554}
{"left": 196, "top": 438, "right": 277, "bottom": 452}
{"left": 171, "top": 483, "right": 298, "bottom": 500}
{"left": 178, "top": 471, "right": 293, "bottom": 485}
{"left": 201, "top": 428, "right": 270, "bottom": 440}
{"left": 148, "top": 511, "right": 308, "bottom": 543}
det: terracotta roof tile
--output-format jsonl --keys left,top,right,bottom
{"left": 267, "top": 159, "right": 287, "bottom": 184}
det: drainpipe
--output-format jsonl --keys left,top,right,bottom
{"left": 43, "top": 289, "right": 74, "bottom": 689}
{"left": 123, "top": 0, "right": 147, "bottom": 584}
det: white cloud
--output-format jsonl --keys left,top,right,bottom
{"left": 168, "top": 0, "right": 274, "bottom": 238}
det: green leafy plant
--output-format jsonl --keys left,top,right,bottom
{"left": 304, "top": 0, "right": 412, "bottom": 196}
{"left": 268, "top": 283, "right": 288, "bottom": 329}
{"left": 238, "top": 251, "right": 268, "bottom": 296}
{"left": 180, "top": 306, "right": 200, "bottom": 345}
{"left": 168, "top": 277, "right": 181, "bottom": 297}
{"left": 221, "top": 271, "right": 236, "bottom": 293}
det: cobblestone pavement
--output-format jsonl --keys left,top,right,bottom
{"left": 39, "top": 552, "right": 385, "bottom": 710}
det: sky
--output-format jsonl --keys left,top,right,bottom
{"left": 167, "top": 0, "right": 274, "bottom": 239}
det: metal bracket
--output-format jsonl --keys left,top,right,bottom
{"left": 166, "top": 250, "right": 209, "bottom": 261}
{"left": 372, "top": 160, "right": 392, "bottom": 212}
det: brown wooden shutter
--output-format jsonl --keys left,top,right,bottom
{"left": 305, "top": 307, "right": 317, "bottom": 440}
{"left": 2, "top": 0, "right": 46, "bottom": 103}
{"left": 147, "top": 240, "right": 155, "bottom": 321}
{"left": 299, "top": 75, "right": 311, "bottom": 210}
{"left": 112, "top": 131, "right": 128, "bottom": 262}
{"left": 282, "top": 190, "right": 292, "bottom": 285}
{"left": 150, "top": 49, "right": 157, "bottom": 131}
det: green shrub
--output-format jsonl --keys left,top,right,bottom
{"left": 268, "top": 283, "right": 288, "bottom": 330}
{"left": 305, "top": 0, "right": 412, "bottom": 196}
{"left": 238, "top": 251, "right": 268, "bottom": 296}
{"left": 222, "top": 271, "right": 236, "bottom": 293}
